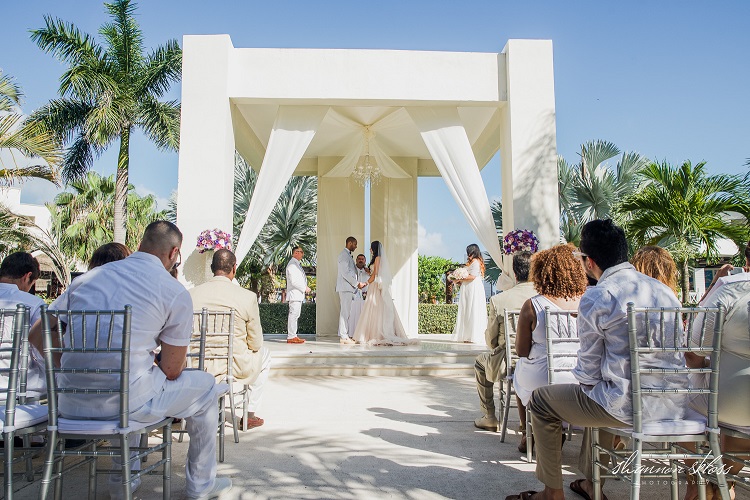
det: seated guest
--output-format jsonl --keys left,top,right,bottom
{"left": 682, "top": 241, "right": 750, "bottom": 500}
{"left": 505, "top": 219, "right": 683, "bottom": 500}
{"left": 631, "top": 245, "right": 678, "bottom": 293}
{"left": 29, "top": 221, "right": 232, "bottom": 500}
{"left": 88, "top": 242, "right": 131, "bottom": 270}
{"left": 189, "top": 249, "right": 271, "bottom": 429}
{"left": 0, "top": 252, "right": 46, "bottom": 397}
{"left": 513, "top": 245, "right": 586, "bottom": 453}
{"left": 474, "top": 251, "right": 536, "bottom": 432}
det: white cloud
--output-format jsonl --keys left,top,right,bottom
{"left": 418, "top": 222, "right": 449, "bottom": 257}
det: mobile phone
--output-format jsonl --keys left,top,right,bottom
{"left": 729, "top": 267, "right": 744, "bottom": 275}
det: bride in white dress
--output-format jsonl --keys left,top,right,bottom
{"left": 353, "top": 241, "right": 415, "bottom": 346}
{"left": 451, "top": 244, "right": 488, "bottom": 343}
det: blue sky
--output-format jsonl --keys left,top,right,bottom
{"left": 2, "top": 1, "right": 749, "bottom": 261}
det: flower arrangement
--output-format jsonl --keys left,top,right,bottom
{"left": 503, "top": 229, "right": 540, "bottom": 255}
{"left": 448, "top": 267, "right": 470, "bottom": 281}
{"left": 196, "top": 228, "right": 233, "bottom": 253}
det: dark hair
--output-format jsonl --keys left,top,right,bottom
{"left": 292, "top": 246, "right": 303, "bottom": 254}
{"left": 88, "top": 242, "right": 131, "bottom": 270}
{"left": 745, "top": 241, "right": 750, "bottom": 261}
{"left": 580, "top": 219, "right": 628, "bottom": 272}
{"left": 512, "top": 251, "right": 532, "bottom": 282}
{"left": 0, "top": 252, "right": 40, "bottom": 281}
{"left": 140, "top": 220, "right": 183, "bottom": 253}
{"left": 369, "top": 240, "right": 380, "bottom": 268}
{"left": 465, "top": 243, "right": 485, "bottom": 275}
{"left": 356, "top": 254, "right": 366, "bottom": 260}
{"left": 211, "top": 249, "right": 237, "bottom": 275}
{"left": 530, "top": 245, "right": 588, "bottom": 299}
{"left": 346, "top": 236, "right": 357, "bottom": 245}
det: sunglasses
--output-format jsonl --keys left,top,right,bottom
{"left": 572, "top": 251, "right": 589, "bottom": 261}
{"left": 172, "top": 249, "right": 182, "bottom": 271}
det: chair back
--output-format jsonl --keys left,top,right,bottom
{"left": 40, "top": 305, "right": 133, "bottom": 429}
{"left": 189, "top": 309, "right": 235, "bottom": 383}
{"left": 187, "top": 309, "right": 209, "bottom": 371}
{"left": 503, "top": 309, "right": 521, "bottom": 375}
{"left": 0, "top": 305, "right": 31, "bottom": 426}
{"left": 626, "top": 303, "right": 724, "bottom": 434}
{"left": 543, "top": 307, "right": 580, "bottom": 385}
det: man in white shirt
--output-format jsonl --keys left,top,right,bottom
{"left": 0, "top": 252, "right": 46, "bottom": 398}
{"left": 336, "top": 237, "right": 365, "bottom": 345}
{"left": 30, "top": 221, "right": 232, "bottom": 500}
{"left": 473, "top": 251, "right": 535, "bottom": 432}
{"left": 509, "top": 220, "right": 683, "bottom": 500}
{"left": 285, "top": 246, "right": 310, "bottom": 344}
{"left": 347, "top": 254, "right": 370, "bottom": 335}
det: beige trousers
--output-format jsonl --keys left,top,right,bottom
{"left": 528, "top": 384, "right": 626, "bottom": 490}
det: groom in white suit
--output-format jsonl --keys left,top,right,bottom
{"left": 337, "top": 237, "right": 364, "bottom": 344}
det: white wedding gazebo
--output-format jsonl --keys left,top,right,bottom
{"left": 176, "top": 36, "right": 560, "bottom": 339}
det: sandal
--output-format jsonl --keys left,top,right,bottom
{"left": 570, "top": 478, "right": 608, "bottom": 500}
{"left": 504, "top": 491, "right": 538, "bottom": 500}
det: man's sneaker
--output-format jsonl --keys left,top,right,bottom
{"left": 474, "top": 415, "right": 499, "bottom": 432}
{"left": 340, "top": 337, "right": 355, "bottom": 345}
{"left": 188, "top": 477, "right": 233, "bottom": 500}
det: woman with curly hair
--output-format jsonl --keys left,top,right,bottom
{"left": 513, "top": 244, "right": 588, "bottom": 452}
{"left": 631, "top": 245, "right": 678, "bottom": 294}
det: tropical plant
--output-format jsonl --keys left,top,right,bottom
{"left": 418, "top": 255, "right": 460, "bottom": 303}
{"left": 48, "top": 171, "right": 166, "bottom": 265}
{"left": 0, "top": 70, "right": 61, "bottom": 185}
{"left": 483, "top": 199, "right": 503, "bottom": 284}
{"left": 620, "top": 160, "right": 750, "bottom": 303}
{"left": 233, "top": 154, "right": 317, "bottom": 294}
{"left": 30, "top": 0, "right": 181, "bottom": 244}
{"left": 558, "top": 140, "right": 649, "bottom": 244}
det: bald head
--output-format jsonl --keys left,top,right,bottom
{"left": 138, "top": 221, "right": 183, "bottom": 271}
{"left": 211, "top": 249, "right": 237, "bottom": 276}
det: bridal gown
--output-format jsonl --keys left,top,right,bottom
{"left": 451, "top": 260, "right": 488, "bottom": 343}
{"left": 352, "top": 277, "right": 413, "bottom": 346}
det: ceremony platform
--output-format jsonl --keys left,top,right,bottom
{"left": 265, "top": 334, "right": 484, "bottom": 377}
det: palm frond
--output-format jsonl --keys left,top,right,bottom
{"left": 27, "top": 98, "right": 92, "bottom": 145}
{"left": 0, "top": 71, "right": 23, "bottom": 112}
{"left": 137, "top": 97, "right": 180, "bottom": 150}
{"left": 61, "top": 133, "right": 96, "bottom": 183}
{"left": 138, "top": 39, "right": 182, "bottom": 98}
{"left": 31, "top": 16, "right": 104, "bottom": 70}
{"left": 580, "top": 139, "right": 620, "bottom": 174}
{"left": 100, "top": 0, "right": 144, "bottom": 76}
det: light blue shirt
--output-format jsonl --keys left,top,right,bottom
{"left": 573, "top": 262, "right": 685, "bottom": 425}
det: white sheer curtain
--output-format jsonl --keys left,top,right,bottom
{"left": 234, "top": 106, "right": 328, "bottom": 264}
{"left": 407, "top": 107, "right": 505, "bottom": 276}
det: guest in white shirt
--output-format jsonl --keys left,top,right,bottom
{"left": 348, "top": 254, "right": 370, "bottom": 335}
{"left": 507, "top": 219, "right": 683, "bottom": 500}
{"left": 30, "top": 221, "right": 232, "bottom": 500}
{"left": 0, "top": 252, "right": 46, "bottom": 398}
{"left": 285, "top": 246, "right": 310, "bottom": 344}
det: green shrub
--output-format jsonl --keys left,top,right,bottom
{"left": 258, "top": 303, "right": 316, "bottom": 334}
{"left": 418, "top": 303, "right": 458, "bottom": 334}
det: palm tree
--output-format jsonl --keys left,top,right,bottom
{"left": 483, "top": 199, "right": 503, "bottom": 284}
{"left": 559, "top": 140, "right": 649, "bottom": 243}
{"left": 30, "top": 0, "right": 181, "bottom": 243}
{"left": 0, "top": 70, "right": 61, "bottom": 185}
{"left": 49, "top": 171, "right": 166, "bottom": 265}
{"left": 620, "top": 160, "right": 750, "bottom": 303}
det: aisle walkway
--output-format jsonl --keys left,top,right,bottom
{"left": 15, "top": 375, "right": 746, "bottom": 499}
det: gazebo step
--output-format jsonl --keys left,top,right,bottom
{"left": 264, "top": 334, "right": 484, "bottom": 377}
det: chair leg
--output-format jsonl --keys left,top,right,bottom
{"left": 23, "top": 433, "right": 34, "bottom": 482}
{"left": 53, "top": 439, "right": 64, "bottom": 500}
{"left": 526, "top": 410, "right": 534, "bottom": 463}
{"left": 88, "top": 440, "right": 97, "bottom": 500}
{"left": 178, "top": 418, "right": 187, "bottom": 443}
{"left": 163, "top": 423, "right": 172, "bottom": 500}
{"left": 707, "top": 431, "right": 731, "bottom": 500}
{"left": 40, "top": 429, "right": 57, "bottom": 500}
{"left": 218, "top": 395, "right": 225, "bottom": 463}
{"left": 242, "top": 385, "right": 249, "bottom": 432}
{"left": 670, "top": 444, "right": 679, "bottom": 500}
{"left": 121, "top": 435, "right": 132, "bottom": 500}
{"left": 140, "top": 433, "right": 148, "bottom": 463}
{"left": 592, "top": 428, "right": 602, "bottom": 500}
{"left": 5, "top": 431, "right": 14, "bottom": 500}
{"left": 500, "top": 380, "right": 512, "bottom": 443}
{"left": 227, "top": 388, "right": 239, "bottom": 444}
{"left": 631, "top": 437, "right": 643, "bottom": 500}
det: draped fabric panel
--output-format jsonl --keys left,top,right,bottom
{"left": 234, "top": 106, "right": 328, "bottom": 264}
{"left": 407, "top": 107, "right": 505, "bottom": 275}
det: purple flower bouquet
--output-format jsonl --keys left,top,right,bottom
{"left": 196, "top": 228, "right": 233, "bottom": 253}
{"left": 503, "top": 229, "right": 539, "bottom": 255}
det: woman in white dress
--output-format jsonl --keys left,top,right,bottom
{"left": 451, "top": 244, "right": 488, "bottom": 343}
{"left": 513, "top": 244, "right": 587, "bottom": 452}
{"left": 353, "top": 241, "right": 414, "bottom": 346}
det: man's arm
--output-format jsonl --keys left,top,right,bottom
{"left": 288, "top": 264, "right": 308, "bottom": 293}
{"left": 572, "top": 291, "right": 607, "bottom": 386}
{"left": 159, "top": 342, "right": 188, "bottom": 380}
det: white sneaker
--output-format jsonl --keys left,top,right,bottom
{"left": 188, "top": 477, "right": 233, "bottom": 500}
{"left": 340, "top": 337, "right": 355, "bottom": 345}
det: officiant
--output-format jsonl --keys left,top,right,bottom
{"left": 348, "top": 254, "right": 370, "bottom": 335}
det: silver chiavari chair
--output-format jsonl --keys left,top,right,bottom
{"left": 499, "top": 309, "right": 521, "bottom": 442}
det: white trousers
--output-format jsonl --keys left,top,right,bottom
{"left": 348, "top": 296, "right": 364, "bottom": 336}
{"left": 287, "top": 301, "right": 302, "bottom": 339}
{"left": 119, "top": 370, "right": 220, "bottom": 498}
{"left": 235, "top": 347, "right": 271, "bottom": 414}
{"left": 338, "top": 291, "right": 354, "bottom": 338}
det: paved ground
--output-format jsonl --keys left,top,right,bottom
{"left": 12, "top": 374, "right": 748, "bottom": 499}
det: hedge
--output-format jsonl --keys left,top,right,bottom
{"left": 417, "top": 304, "right": 457, "bottom": 334}
{"left": 258, "top": 303, "right": 465, "bottom": 334}
{"left": 258, "top": 303, "right": 316, "bottom": 334}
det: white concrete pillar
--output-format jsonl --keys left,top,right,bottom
{"left": 176, "top": 35, "right": 236, "bottom": 288}
{"left": 317, "top": 158, "right": 365, "bottom": 339}
{"left": 370, "top": 159, "right": 418, "bottom": 337}
{"left": 499, "top": 40, "right": 560, "bottom": 250}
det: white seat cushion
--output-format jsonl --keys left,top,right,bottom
{"left": 58, "top": 417, "right": 168, "bottom": 435}
{"left": 606, "top": 418, "right": 707, "bottom": 437}
{"left": 0, "top": 404, "right": 48, "bottom": 432}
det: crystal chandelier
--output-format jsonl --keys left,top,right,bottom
{"left": 351, "top": 126, "right": 381, "bottom": 188}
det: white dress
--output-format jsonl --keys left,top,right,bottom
{"left": 513, "top": 295, "right": 579, "bottom": 405}
{"left": 451, "top": 260, "right": 488, "bottom": 343}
